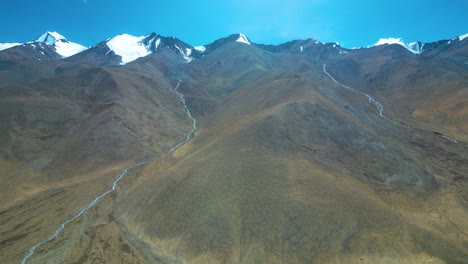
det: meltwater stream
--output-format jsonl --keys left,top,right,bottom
{"left": 323, "top": 63, "right": 460, "bottom": 144}
{"left": 323, "top": 63, "right": 406, "bottom": 127}
{"left": 21, "top": 80, "right": 197, "bottom": 264}
{"left": 168, "top": 80, "right": 197, "bottom": 152}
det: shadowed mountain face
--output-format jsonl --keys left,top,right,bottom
{"left": 0, "top": 42, "right": 62, "bottom": 61}
{"left": 0, "top": 34, "right": 467, "bottom": 264}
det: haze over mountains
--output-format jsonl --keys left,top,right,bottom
{"left": 0, "top": 30, "right": 467, "bottom": 264}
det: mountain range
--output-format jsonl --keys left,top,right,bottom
{"left": 0, "top": 30, "right": 467, "bottom": 264}
{"left": 2, "top": 31, "right": 468, "bottom": 64}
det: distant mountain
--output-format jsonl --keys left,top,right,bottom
{"left": 0, "top": 31, "right": 86, "bottom": 60}
{"left": 254, "top": 38, "right": 349, "bottom": 61}
{"left": 105, "top": 33, "right": 196, "bottom": 64}
{"left": 194, "top": 33, "right": 251, "bottom": 55}
{"left": 35, "top": 31, "right": 87, "bottom": 58}
{"left": 0, "top": 42, "right": 62, "bottom": 61}
{"left": 1, "top": 31, "right": 467, "bottom": 64}
{"left": 67, "top": 33, "right": 197, "bottom": 65}
{"left": 0, "top": 42, "right": 21, "bottom": 51}
{"left": 75, "top": 32, "right": 254, "bottom": 65}
{"left": 373, "top": 33, "right": 468, "bottom": 54}
{"left": 374, "top": 38, "right": 426, "bottom": 54}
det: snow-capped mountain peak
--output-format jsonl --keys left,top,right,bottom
{"left": 0, "top": 42, "right": 21, "bottom": 51}
{"left": 141, "top": 33, "right": 161, "bottom": 51}
{"left": 35, "top": 31, "right": 87, "bottom": 58}
{"left": 374, "top": 38, "right": 424, "bottom": 54}
{"left": 36, "top": 31, "right": 67, "bottom": 44}
{"left": 236, "top": 33, "right": 251, "bottom": 45}
{"left": 106, "top": 34, "right": 150, "bottom": 65}
{"left": 104, "top": 33, "right": 196, "bottom": 65}
{"left": 459, "top": 33, "right": 468, "bottom": 41}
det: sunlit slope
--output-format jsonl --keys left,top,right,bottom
{"left": 123, "top": 67, "right": 467, "bottom": 263}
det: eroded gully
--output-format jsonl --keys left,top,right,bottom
{"left": 322, "top": 63, "right": 459, "bottom": 144}
{"left": 21, "top": 80, "right": 196, "bottom": 264}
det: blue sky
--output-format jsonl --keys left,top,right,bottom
{"left": 1, "top": 0, "right": 467, "bottom": 48}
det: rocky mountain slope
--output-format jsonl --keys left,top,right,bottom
{"left": 0, "top": 32, "right": 467, "bottom": 264}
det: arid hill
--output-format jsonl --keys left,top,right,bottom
{"left": 0, "top": 34, "right": 467, "bottom": 264}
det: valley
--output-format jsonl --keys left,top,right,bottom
{"left": 0, "top": 32, "right": 467, "bottom": 264}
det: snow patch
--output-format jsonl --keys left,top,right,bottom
{"left": 155, "top": 38, "right": 161, "bottom": 49}
{"left": 194, "top": 46, "right": 206, "bottom": 53}
{"left": 459, "top": 33, "right": 468, "bottom": 41}
{"left": 106, "top": 34, "right": 151, "bottom": 65}
{"left": 147, "top": 37, "right": 156, "bottom": 50}
{"left": 174, "top": 44, "right": 193, "bottom": 62}
{"left": 0, "top": 42, "right": 21, "bottom": 51}
{"left": 300, "top": 46, "right": 303, "bottom": 52}
{"left": 405, "top": 41, "right": 424, "bottom": 53}
{"left": 236, "top": 33, "right": 250, "bottom": 45}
